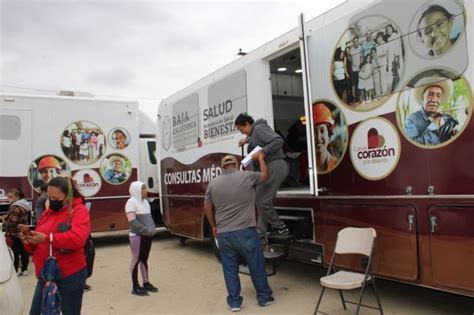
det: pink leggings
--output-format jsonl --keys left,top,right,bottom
{"left": 129, "top": 235, "right": 152, "bottom": 288}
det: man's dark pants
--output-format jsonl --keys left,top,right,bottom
{"left": 217, "top": 227, "right": 273, "bottom": 308}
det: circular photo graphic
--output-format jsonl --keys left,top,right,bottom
{"left": 100, "top": 153, "right": 132, "bottom": 185}
{"left": 408, "top": 0, "right": 465, "bottom": 59}
{"left": 350, "top": 117, "right": 401, "bottom": 181}
{"left": 28, "top": 155, "right": 71, "bottom": 192}
{"left": 312, "top": 100, "right": 348, "bottom": 174}
{"left": 332, "top": 15, "right": 405, "bottom": 111}
{"left": 396, "top": 69, "right": 472, "bottom": 148}
{"left": 109, "top": 127, "right": 131, "bottom": 150}
{"left": 62, "top": 121, "right": 106, "bottom": 165}
{"left": 73, "top": 169, "right": 102, "bottom": 197}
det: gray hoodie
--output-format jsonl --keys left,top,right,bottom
{"left": 12, "top": 199, "right": 32, "bottom": 212}
{"left": 125, "top": 181, "right": 156, "bottom": 237}
{"left": 247, "top": 119, "right": 285, "bottom": 166}
{"left": 4, "top": 199, "right": 32, "bottom": 236}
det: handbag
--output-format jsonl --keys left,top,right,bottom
{"left": 5, "top": 233, "right": 13, "bottom": 248}
{"left": 84, "top": 235, "right": 95, "bottom": 278}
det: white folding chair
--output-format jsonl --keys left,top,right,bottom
{"left": 314, "top": 227, "right": 383, "bottom": 315}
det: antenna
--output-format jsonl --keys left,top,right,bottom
{"left": 237, "top": 48, "right": 248, "bottom": 56}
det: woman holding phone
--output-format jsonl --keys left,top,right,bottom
{"left": 21, "top": 176, "right": 90, "bottom": 315}
{"left": 2, "top": 188, "right": 31, "bottom": 276}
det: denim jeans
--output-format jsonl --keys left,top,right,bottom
{"left": 217, "top": 227, "right": 273, "bottom": 308}
{"left": 30, "top": 267, "right": 87, "bottom": 315}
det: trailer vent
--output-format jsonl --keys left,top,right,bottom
{"left": 58, "top": 91, "right": 94, "bottom": 98}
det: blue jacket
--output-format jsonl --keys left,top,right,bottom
{"left": 404, "top": 109, "right": 455, "bottom": 145}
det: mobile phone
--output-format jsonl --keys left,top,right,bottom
{"left": 18, "top": 224, "right": 35, "bottom": 235}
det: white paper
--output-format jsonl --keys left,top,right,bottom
{"left": 241, "top": 146, "right": 262, "bottom": 167}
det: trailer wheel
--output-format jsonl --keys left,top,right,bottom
{"left": 179, "top": 237, "right": 188, "bottom": 246}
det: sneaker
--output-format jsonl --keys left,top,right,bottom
{"left": 277, "top": 228, "right": 289, "bottom": 235}
{"left": 143, "top": 282, "right": 159, "bottom": 293}
{"left": 84, "top": 284, "right": 92, "bottom": 291}
{"left": 259, "top": 296, "right": 275, "bottom": 307}
{"left": 228, "top": 296, "right": 243, "bottom": 312}
{"left": 18, "top": 271, "right": 28, "bottom": 276}
{"left": 131, "top": 287, "right": 149, "bottom": 296}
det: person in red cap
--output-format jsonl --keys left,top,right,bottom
{"left": 313, "top": 103, "right": 338, "bottom": 173}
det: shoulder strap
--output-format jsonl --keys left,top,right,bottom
{"left": 66, "top": 177, "right": 74, "bottom": 225}
{"left": 49, "top": 233, "right": 53, "bottom": 257}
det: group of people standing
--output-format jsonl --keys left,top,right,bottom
{"left": 62, "top": 128, "right": 105, "bottom": 163}
{"left": 2, "top": 176, "right": 158, "bottom": 314}
{"left": 333, "top": 24, "right": 402, "bottom": 105}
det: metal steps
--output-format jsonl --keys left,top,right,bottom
{"left": 238, "top": 212, "right": 318, "bottom": 276}
{"left": 273, "top": 241, "right": 323, "bottom": 265}
{"left": 239, "top": 250, "right": 286, "bottom": 276}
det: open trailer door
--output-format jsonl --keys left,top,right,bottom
{"left": 298, "top": 13, "right": 318, "bottom": 196}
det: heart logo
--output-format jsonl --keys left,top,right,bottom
{"left": 367, "top": 128, "right": 385, "bottom": 149}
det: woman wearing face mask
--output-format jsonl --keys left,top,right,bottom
{"left": 21, "top": 176, "right": 90, "bottom": 315}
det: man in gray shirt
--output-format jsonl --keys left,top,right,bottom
{"left": 204, "top": 152, "right": 274, "bottom": 312}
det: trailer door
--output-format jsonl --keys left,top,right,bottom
{"left": 0, "top": 108, "right": 33, "bottom": 199}
{"left": 428, "top": 205, "right": 474, "bottom": 292}
{"left": 138, "top": 138, "right": 159, "bottom": 194}
{"left": 298, "top": 13, "right": 317, "bottom": 196}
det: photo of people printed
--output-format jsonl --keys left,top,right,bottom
{"left": 396, "top": 69, "right": 472, "bottom": 148}
{"left": 408, "top": 0, "right": 465, "bottom": 58}
{"left": 109, "top": 127, "right": 131, "bottom": 150}
{"left": 100, "top": 153, "right": 132, "bottom": 185}
{"left": 28, "top": 155, "right": 71, "bottom": 192}
{"left": 61, "top": 121, "right": 106, "bottom": 165}
{"left": 312, "top": 100, "right": 348, "bottom": 174}
{"left": 332, "top": 16, "right": 405, "bottom": 111}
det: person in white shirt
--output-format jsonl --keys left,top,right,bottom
{"left": 125, "top": 181, "right": 158, "bottom": 296}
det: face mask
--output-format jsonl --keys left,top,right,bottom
{"left": 50, "top": 199, "right": 65, "bottom": 212}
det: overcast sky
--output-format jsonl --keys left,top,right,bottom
{"left": 1, "top": 0, "right": 344, "bottom": 103}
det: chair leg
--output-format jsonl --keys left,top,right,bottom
{"left": 339, "top": 290, "right": 347, "bottom": 310}
{"left": 355, "top": 284, "right": 367, "bottom": 315}
{"left": 372, "top": 280, "right": 384, "bottom": 315}
{"left": 314, "top": 287, "right": 326, "bottom": 315}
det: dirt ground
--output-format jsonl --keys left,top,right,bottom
{"left": 17, "top": 231, "right": 473, "bottom": 314}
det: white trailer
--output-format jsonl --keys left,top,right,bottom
{"left": 157, "top": 0, "right": 474, "bottom": 296}
{"left": 0, "top": 92, "right": 161, "bottom": 232}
